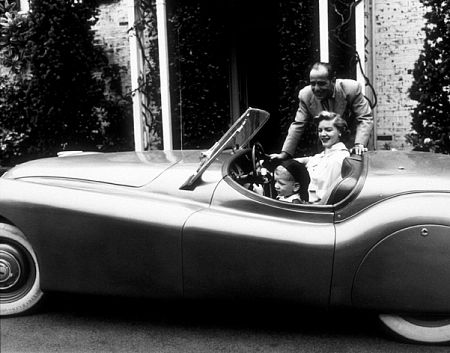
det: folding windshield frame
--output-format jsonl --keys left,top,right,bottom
{"left": 180, "top": 108, "right": 269, "bottom": 190}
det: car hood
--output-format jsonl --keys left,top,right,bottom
{"left": 2, "top": 150, "right": 204, "bottom": 187}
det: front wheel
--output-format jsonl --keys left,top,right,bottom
{"left": 0, "top": 223, "right": 43, "bottom": 316}
{"left": 379, "top": 314, "right": 450, "bottom": 344}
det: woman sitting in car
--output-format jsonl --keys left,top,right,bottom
{"left": 294, "top": 111, "right": 350, "bottom": 203}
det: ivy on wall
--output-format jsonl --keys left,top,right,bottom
{"left": 168, "top": 2, "right": 230, "bottom": 150}
{"left": 128, "top": 0, "right": 319, "bottom": 152}
{"left": 277, "top": 0, "right": 318, "bottom": 156}
{"left": 131, "top": 0, "right": 162, "bottom": 150}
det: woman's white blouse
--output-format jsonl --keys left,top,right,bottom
{"left": 304, "top": 142, "right": 350, "bottom": 203}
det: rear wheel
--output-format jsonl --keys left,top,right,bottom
{"left": 0, "top": 223, "right": 43, "bottom": 316}
{"left": 379, "top": 314, "right": 450, "bottom": 344}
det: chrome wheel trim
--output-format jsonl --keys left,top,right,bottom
{"left": 0, "top": 248, "right": 22, "bottom": 290}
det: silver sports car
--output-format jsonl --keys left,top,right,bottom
{"left": 1, "top": 108, "right": 449, "bottom": 344}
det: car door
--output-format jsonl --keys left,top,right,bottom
{"left": 182, "top": 178, "right": 336, "bottom": 306}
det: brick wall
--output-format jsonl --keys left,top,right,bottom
{"left": 93, "top": 0, "right": 132, "bottom": 95}
{"left": 373, "top": 0, "right": 427, "bottom": 150}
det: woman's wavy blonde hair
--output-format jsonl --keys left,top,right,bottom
{"left": 316, "top": 111, "right": 349, "bottom": 137}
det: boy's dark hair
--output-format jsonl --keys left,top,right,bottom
{"left": 280, "top": 159, "right": 310, "bottom": 202}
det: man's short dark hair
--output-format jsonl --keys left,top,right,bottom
{"left": 310, "top": 62, "right": 336, "bottom": 81}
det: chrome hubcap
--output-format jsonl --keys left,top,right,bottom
{"left": 0, "top": 260, "right": 11, "bottom": 280}
{"left": 0, "top": 249, "right": 21, "bottom": 290}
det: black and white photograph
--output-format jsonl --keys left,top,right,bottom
{"left": 1, "top": 0, "right": 450, "bottom": 352}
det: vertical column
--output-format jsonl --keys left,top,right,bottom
{"left": 128, "top": 0, "right": 145, "bottom": 151}
{"left": 355, "top": 0, "right": 366, "bottom": 94}
{"left": 156, "top": 0, "right": 173, "bottom": 150}
{"left": 319, "top": 0, "right": 329, "bottom": 62}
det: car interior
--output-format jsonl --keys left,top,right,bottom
{"left": 228, "top": 144, "right": 364, "bottom": 206}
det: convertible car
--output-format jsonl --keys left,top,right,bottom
{"left": 1, "top": 108, "right": 450, "bottom": 344}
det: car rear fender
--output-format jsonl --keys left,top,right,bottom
{"left": 332, "top": 192, "right": 450, "bottom": 311}
{"left": 352, "top": 223, "right": 450, "bottom": 313}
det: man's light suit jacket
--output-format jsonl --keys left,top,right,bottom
{"left": 282, "top": 79, "right": 373, "bottom": 157}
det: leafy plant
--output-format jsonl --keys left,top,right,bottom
{"left": 0, "top": 0, "right": 133, "bottom": 165}
{"left": 0, "top": 0, "right": 32, "bottom": 74}
{"left": 410, "top": 0, "right": 450, "bottom": 154}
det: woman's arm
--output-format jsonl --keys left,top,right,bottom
{"left": 294, "top": 156, "right": 310, "bottom": 165}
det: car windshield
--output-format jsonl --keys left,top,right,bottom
{"left": 180, "top": 107, "right": 270, "bottom": 189}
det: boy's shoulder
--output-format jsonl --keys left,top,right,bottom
{"left": 292, "top": 196, "right": 307, "bottom": 204}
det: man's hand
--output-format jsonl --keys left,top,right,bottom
{"left": 351, "top": 144, "right": 368, "bottom": 155}
{"left": 269, "top": 151, "right": 290, "bottom": 161}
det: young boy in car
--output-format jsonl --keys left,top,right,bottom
{"left": 274, "top": 159, "right": 310, "bottom": 204}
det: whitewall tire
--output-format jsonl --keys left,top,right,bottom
{"left": 0, "top": 223, "right": 43, "bottom": 316}
{"left": 379, "top": 314, "right": 450, "bottom": 344}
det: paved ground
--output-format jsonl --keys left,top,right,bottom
{"left": 1, "top": 293, "right": 449, "bottom": 353}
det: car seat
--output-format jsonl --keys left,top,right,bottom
{"left": 323, "top": 154, "right": 363, "bottom": 205}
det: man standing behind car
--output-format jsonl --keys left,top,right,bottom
{"left": 271, "top": 62, "right": 373, "bottom": 159}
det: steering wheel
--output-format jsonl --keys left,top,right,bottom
{"left": 252, "top": 142, "right": 267, "bottom": 177}
{"left": 251, "top": 142, "right": 274, "bottom": 197}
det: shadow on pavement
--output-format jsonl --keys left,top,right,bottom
{"left": 41, "top": 292, "right": 381, "bottom": 338}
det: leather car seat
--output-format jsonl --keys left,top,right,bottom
{"left": 323, "top": 154, "right": 363, "bottom": 205}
